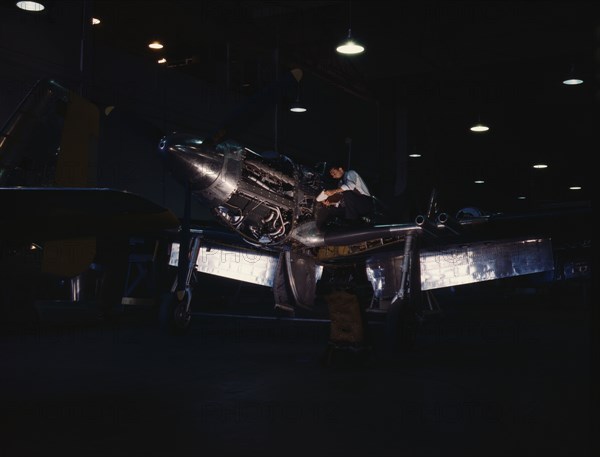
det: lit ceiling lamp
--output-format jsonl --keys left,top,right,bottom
{"left": 16, "top": 1, "right": 45, "bottom": 11}
{"left": 562, "top": 64, "right": 583, "bottom": 85}
{"left": 336, "top": 2, "right": 364, "bottom": 55}
{"left": 92, "top": 17, "right": 101, "bottom": 25}
{"left": 290, "top": 84, "right": 307, "bottom": 113}
{"left": 148, "top": 41, "right": 164, "bottom": 50}
{"left": 408, "top": 146, "right": 421, "bottom": 158}
{"left": 157, "top": 58, "right": 167, "bottom": 64}
{"left": 336, "top": 30, "right": 364, "bottom": 55}
{"left": 532, "top": 163, "right": 548, "bottom": 169}
{"left": 470, "top": 115, "right": 489, "bottom": 132}
{"left": 289, "top": 69, "right": 307, "bottom": 113}
{"left": 290, "top": 98, "right": 307, "bottom": 113}
{"left": 568, "top": 185, "right": 582, "bottom": 190}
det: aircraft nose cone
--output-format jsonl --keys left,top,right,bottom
{"left": 159, "top": 133, "right": 223, "bottom": 190}
{"left": 158, "top": 133, "right": 242, "bottom": 205}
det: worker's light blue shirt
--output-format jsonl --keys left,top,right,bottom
{"left": 339, "top": 170, "right": 371, "bottom": 196}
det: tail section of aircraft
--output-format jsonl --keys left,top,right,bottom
{"left": 0, "top": 80, "right": 179, "bottom": 325}
{"left": 0, "top": 79, "right": 99, "bottom": 188}
{"left": 0, "top": 79, "right": 100, "bottom": 278}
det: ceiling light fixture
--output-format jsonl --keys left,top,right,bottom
{"left": 92, "top": 17, "right": 101, "bottom": 25}
{"left": 148, "top": 41, "right": 164, "bottom": 50}
{"left": 289, "top": 69, "right": 307, "bottom": 113}
{"left": 532, "top": 163, "right": 548, "bottom": 169}
{"left": 290, "top": 101, "right": 307, "bottom": 113}
{"left": 336, "top": 2, "right": 364, "bottom": 55}
{"left": 562, "top": 64, "right": 583, "bottom": 85}
{"left": 336, "top": 30, "right": 364, "bottom": 55}
{"left": 568, "top": 186, "right": 582, "bottom": 190}
{"left": 16, "top": 1, "right": 45, "bottom": 11}
{"left": 470, "top": 114, "right": 489, "bottom": 132}
{"left": 290, "top": 90, "right": 307, "bottom": 113}
{"left": 470, "top": 123, "right": 489, "bottom": 132}
{"left": 157, "top": 58, "right": 167, "bottom": 64}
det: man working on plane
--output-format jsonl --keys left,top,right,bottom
{"left": 316, "top": 163, "right": 374, "bottom": 230}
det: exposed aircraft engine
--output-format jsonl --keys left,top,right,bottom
{"left": 159, "top": 133, "right": 324, "bottom": 246}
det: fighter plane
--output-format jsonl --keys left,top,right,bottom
{"left": 156, "top": 128, "right": 591, "bottom": 350}
{"left": 1, "top": 77, "right": 590, "bottom": 354}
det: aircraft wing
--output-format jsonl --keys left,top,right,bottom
{"left": 0, "top": 187, "right": 179, "bottom": 242}
{"left": 0, "top": 79, "right": 182, "bottom": 279}
{"left": 0, "top": 187, "right": 180, "bottom": 279}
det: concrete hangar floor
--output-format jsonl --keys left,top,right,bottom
{"left": 1, "top": 277, "right": 592, "bottom": 457}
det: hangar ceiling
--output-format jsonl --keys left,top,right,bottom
{"left": 2, "top": 0, "right": 596, "bottom": 213}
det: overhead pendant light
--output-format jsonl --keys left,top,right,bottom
{"left": 289, "top": 69, "right": 307, "bottom": 112}
{"left": 290, "top": 99, "right": 307, "bottom": 113}
{"left": 470, "top": 123, "right": 489, "bottom": 132}
{"left": 470, "top": 114, "right": 489, "bottom": 132}
{"left": 16, "top": 1, "right": 45, "bottom": 11}
{"left": 336, "top": 29, "right": 364, "bottom": 55}
{"left": 408, "top": 146, "right": 421, "bottom": 158}
{"left": 290, "top": 85, "right": 307, "bottom": 113}
{"left": 92, "top": 17, "right": 101, "bottom": 25}
{"left": 562, "top": 77, "right": 583, "bottom": 85}
{"left": 336, "top": 2, "right": 364, "bottom": 55}
{"left": 562, "top": 64, "right": 583, "bottom": 85}
{"left": 148, "top": 41, "right": 164, "bottom": 50}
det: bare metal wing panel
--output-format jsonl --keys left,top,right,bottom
{"left": 169, "top": 242, "right": 278, "bottom": 287}
{"left": 419, "top": 237, "right": 554, "bottom": 291}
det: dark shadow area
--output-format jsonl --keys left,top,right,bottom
{"left": 1, "top": 278, "right": 593, "bottom": 457}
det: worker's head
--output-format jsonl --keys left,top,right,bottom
{"left": 329, "top": 164, "right": 345, "bottom": 179}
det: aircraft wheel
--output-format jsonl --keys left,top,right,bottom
{"left": 159, "top": 288, "right": 192, "bottom": 334}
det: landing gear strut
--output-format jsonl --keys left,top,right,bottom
{"left": 159, "top": 183, "right": 199, "bottom": 334}
{"left": 385, "top": 233, "right": 422, "bottom": 353}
